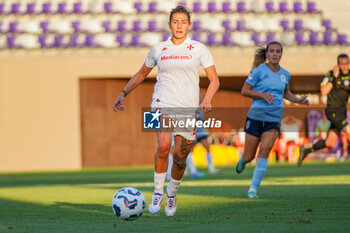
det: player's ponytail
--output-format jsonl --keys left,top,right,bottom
{"left": 252, "top": 47, "right": 266, "bottom": 69}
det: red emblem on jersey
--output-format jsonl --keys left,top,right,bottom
{"left": 187, "top": 45, "right": 194, "bottom": 50}
{"left": 162, "top": 47, "right": 167, "bottom": 51}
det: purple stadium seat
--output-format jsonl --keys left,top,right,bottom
{"left": 134, "top": 2, "right": 143, "bottom": 13}
{"left": 192, "top": 20, "right": 202, "bottom": 31}
{"left": 71, "top": 21, "right": 81, "bottom": 32}
{"left": 148, "top": 2, "right": 158, "bottom": 13}
{"left": 38, "top": 35, "right": 49, "bottom": 48}
{"left": 265, "top": 32, "right": 276, "bottom": 43}
{"left": 7, "top": 36, "right": 19, "bottom": 49}
{"left": 321, "top": 19, "right": 334, "bottom": 31}
{"left": 0, "top": 3, "right": 5, "bottom": 15}
{"left": 309, "top": 32, "right": 321, "bottom": 45}
{"left": 57, "top": 2, "right": 68, "bottom": 14}
{"left": 222, "top": 1, "right": 233, "bottom": 13}
{"left": 69, "top": 34, "right": 81, "bottom": 47}
{"left": 293, "top": 19, "right": 304, "bottom": 31}
{"left": 162, "top": 33, "right": 170, "bottom": 41}
{"left": 148, "top": 20, "right": 159, "bottom": 31}
{"left": 236, "top": 20, "right": 247, "bottom": 31}
{"left": 237, "top": 1, "right": 247, "bottom": 13}
{"left": 132, "top": 20, "right": 142, "bottom": 31}
{"left": 102, "top": 20, "right": 112, "bottom": 32}
{"left": 192, "top": 33, "right": 202, "bottom": 42}
{"left": 222, "top": 33, "right": 234, "bottom": 46}
{"left": 26, "top": 3, "right": 36, "bottom": 14}
{"left": 295, "top": 32, "right": 308, "bottom": 45}
{"left": 0, "top": 21, "right": 2, "bottom": 34}
{"left": 265, "top": 1, "right": 275, "bottom": 12}
{"left": 116, "top": 34, "right": 127, "bottom": 47}
{"left": 222, "top": 20, "right": 232, "bottom": 31}
{"left": 293, "top": 1, "right": 304, "bottom": 13}
{"left": 42, "top": 2, "right": 52, "bottom": 14}
{"left": 84, "top": 34, "right": 98, "bottom": 47}
{"left": 178, "top": 2, "right": 186, "bottom": 7}
{"left": 129, "top": 34, "right": 143, "bottom": 46}
{"left": 10, "top": 3, "right": 21, "bottom": 14}
{"left": 104, "top": 2, "right": 113, "bottom": 13}
{"left": 193, "top": 2, "right": 203, "bottom": 13}
{"left": 251, "top": 32, "right": 263, "bottom": 45}
{"left": 280, "top": 19, "right": 290, "bottom": 31}
{"left": 73, "top": 2, "right": 83, "bottom": 14}
{"left": 117, "top": 20, "right": 127, "bottom": 32}
{"left": 306, "top": 110, "right": 322, "bottom": 142}
{"left": 208, "top": 2, "right": 218, "bottom": 13}
{"left": 8, "top": 21, "right": 19, "bottom": 33}
{"left": 53, "top": 35, "right": 66, "bottom": 48}
{"left": 306, "top": 1, "right": 320, "bottom": 13}
{"left": 337, "top": 34, "right": 349, "bottom": 45}
{"left": 206, "top": 33, "right": 218, "bottom": 46}
{"left": 40, "top": 21, "right": 50, "bottom": 33}
{"left": 323, "top": 32, "right": 335, "bottom": 45}
{"left": 279, "top": 1, "right": 290, "bottom": 13}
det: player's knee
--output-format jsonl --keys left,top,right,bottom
{"left": 326, "top": 138, "right": 337, "bottom": 148}
{"left": 259, "top": 146, "right": 272, "bottom": 157}
{"left": 157, "top": 142, "right": 171, "bottom": 155}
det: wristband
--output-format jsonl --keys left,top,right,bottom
{"left": 121, "top": 90, "right": 128, "bottom": 97}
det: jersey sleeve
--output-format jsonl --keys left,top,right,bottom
{"left": 199, "top": 44, "right": 215, "bottom": 68}
{"left": 285, "top": 72, "right": 291, "bottom": 90}
{"left": 245, "top": 67, "right": 260, "bottom": 86}
{"left": 144, "top": 46, "right": 157, "bottom": 68}
{"left": 321, "top": 70, "right": 334, "bottom": 87}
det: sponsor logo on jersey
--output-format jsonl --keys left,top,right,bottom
{"left": 162, "top": 47, "right": 167, "bottom": 51}
{"left": 161, "top": 54, "right": 192, "bottom": 61}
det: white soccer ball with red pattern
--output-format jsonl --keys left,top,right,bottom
{"left": 112, "top": 187, "right": 145, "bottom": 221}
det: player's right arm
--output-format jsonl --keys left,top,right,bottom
{"left": 112, "top": 64, "right": 153, "bottom": 111}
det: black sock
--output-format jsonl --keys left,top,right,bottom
{"left": 306, "top": 140, "right": 326, "bottom": 155}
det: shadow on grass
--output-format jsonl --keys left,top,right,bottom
{"left": 0, "top": 162, "right": 349, "bottom": 188}
{"left": 1, "top": 181, "right": 350, "bottom": 233}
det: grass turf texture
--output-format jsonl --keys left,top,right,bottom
{"left": 0, "top": 162, "right": 350, "bottom": 233}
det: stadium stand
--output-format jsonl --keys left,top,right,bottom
{"left": 0, "top": 0, "right": 348, "bottom": 49}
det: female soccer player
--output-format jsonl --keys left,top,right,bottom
{"left": 112, "top": 6, "right": 219, "bottom": 216}
{"left": 235, "top": 41, "right": 309, "bottom": 198}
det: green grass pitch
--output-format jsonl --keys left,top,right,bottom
{"left": 0, "top": 161, "right": 350, "bottom": 233}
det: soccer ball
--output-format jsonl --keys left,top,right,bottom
{"left": 112, "top": 187, "right": 145, "bottom": 221}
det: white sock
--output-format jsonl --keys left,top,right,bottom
{"left": 167, "top": 178, "right": 182, "bottom": 196}
{"left": 249, "top": 157, "right": 268, "bottom": 193}
{"left": 186, "top": 152, "right": 198, "bottom": 174}
{"left": 154, "top": 172, "right": 167, "bottom": 194}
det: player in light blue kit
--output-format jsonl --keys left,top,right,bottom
{"left": 236, "top": 41, "right": 309, "bottom": 198}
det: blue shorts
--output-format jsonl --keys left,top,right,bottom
{"left": 244, "top": 117, "right": 280, "bottom": 138}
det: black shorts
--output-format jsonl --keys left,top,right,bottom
{"left": 325, "top": 107, "right": 348, "bottom": 134}
{"left": 244, "top": 117, "right": 280, "bottom": 138}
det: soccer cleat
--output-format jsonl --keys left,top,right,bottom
{"left": 191, "top": 171, "right": 205, "bottom": 179}
{"left": 298, "top": 145, "right": 308, "bottom": 167}
{"left": 236, "top": 158, "right": 246, "bottom": 173}
{"left": 208, "top": 166, "right": 220, "bottom": 174}
{"left": 148, "top": 193, "right": 163, "bottom": 214}
{"left": 165, "top": 189, "right": 177, "bottom": 216}
{"left": 247, "top": 191, "right": 259, "bottom": 199}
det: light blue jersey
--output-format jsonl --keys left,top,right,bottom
{"left": 246, "top": 63, "right": 290, "bottom": 123}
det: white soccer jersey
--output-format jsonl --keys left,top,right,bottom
{"left": 145, "top": 36, "right": 214, "bottom": 108}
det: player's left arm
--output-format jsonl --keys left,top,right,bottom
{"left": 201, "top": 65, "right": 220, "bottom": 112}
{"left": 283, "top": 88, "right": 309, "bottom": 105}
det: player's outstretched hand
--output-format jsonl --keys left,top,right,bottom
{"left": 199, "top": 102, "right": 212, "bottom": 113}
{"left": 112, "top": 94, "right": 125, "bottom": 111}
{"left": 298, "top": 95, "right": 310, "bottom": 105}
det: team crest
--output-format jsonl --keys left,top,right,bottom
{"left": 280, "top": 74, "right": 286, "bottom": 83}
